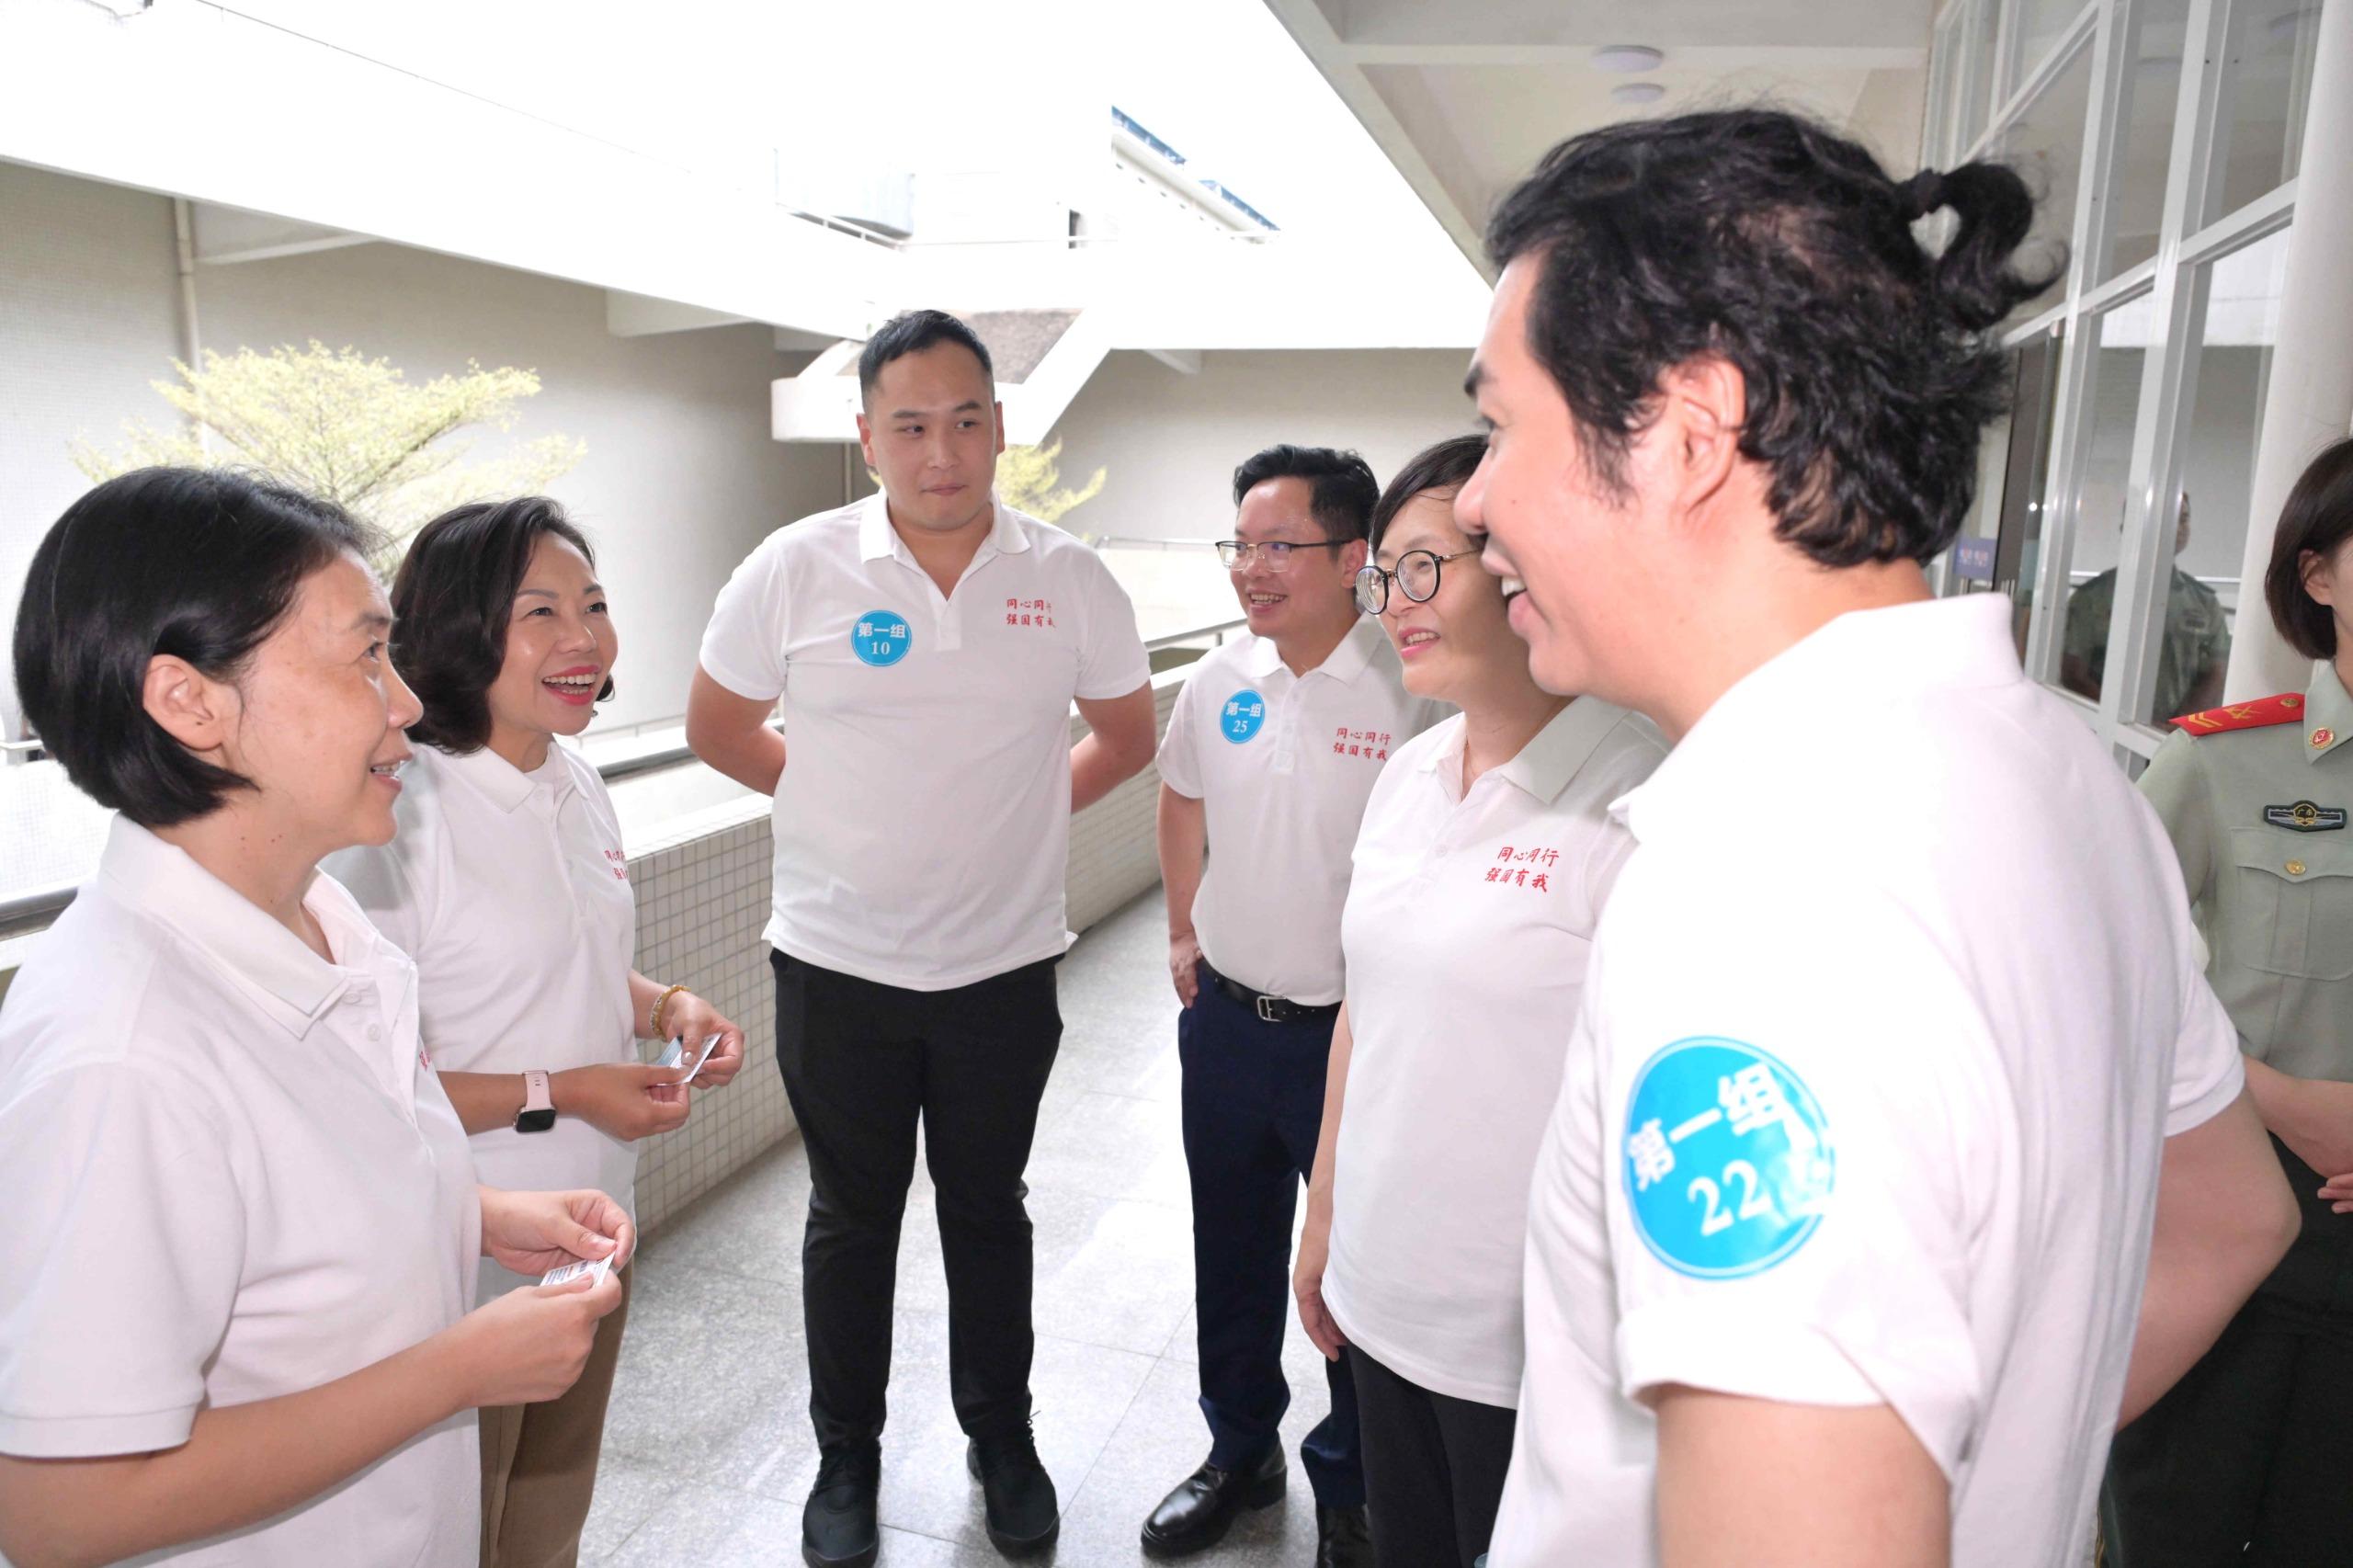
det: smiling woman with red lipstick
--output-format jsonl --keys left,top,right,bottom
{"left": 1291, "top": 436, "right": 1665, "bottom": 1567}
{"left": 327, "top": 495, "right": 745, "bottom": 1568}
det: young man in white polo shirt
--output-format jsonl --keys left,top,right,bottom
{"left": 1455, "top": 111, "right": 2300, "bottom": 1567}
{"left": 688, "top": 310, "right": 1156, "bottom": 1568}
{"left": 1146, "top": 446, "right": 1441, "bottom": 1565}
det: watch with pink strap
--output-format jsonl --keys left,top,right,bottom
{"left": 515, "top": 1069, "right": 555, "bottom": 1134}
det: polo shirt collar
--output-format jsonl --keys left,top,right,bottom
{"left": 1242, "top": 617, "right": 1384, "bottom": 684}
{"left": 1414, "top": 697, "right": 1620, "bottom": 807}
{"left": 1622, "top": 595, "right": 2019, "bottom": 842}
{"left": 2303, "top": 661, "right": 2353, "bottom": 764}
{"left": 857, "top": 493, "right": 1032, "bottom": 566}
{"left": 438, "top": 742, "right": 534, "bottom": 812}
{"left": 95, "top": 818, "right": 393, "bottom": 1039}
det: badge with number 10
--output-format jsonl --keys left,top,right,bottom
{"left": 1622, "top": 1037, "right": 1836, "bottom": 1279}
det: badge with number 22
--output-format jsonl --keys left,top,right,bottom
{"left": 1622, "top": 1037, "right": 1836, "bottom": 1279}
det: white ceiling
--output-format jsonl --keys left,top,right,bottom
{"left": 1261, "top": 0, "right": 1937, "bottom": 274}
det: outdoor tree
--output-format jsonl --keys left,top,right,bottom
{"left": 995, "top": 437, "right": 1107, "bottom": 534}
{"left": 73, "top": 341, "right": 585, "bottom": 563}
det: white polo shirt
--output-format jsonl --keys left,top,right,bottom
{"left": 1324, "top": 699, "right": 1664, "bottom": 1406}
{"left": 326, "top": 741, "right": 638, "bottom": 1301}
{"left": 0, "top": 819, "right": 481, "bottom": 1568}
{"left": 1155, "top": 619, "right": 1445, "bottom": 1004}
{"left": 1487, "top": 597, "right": 2245, "bottom": 1568}
{"left": 699, "top": 495, "right": 1151, "bottom": 991}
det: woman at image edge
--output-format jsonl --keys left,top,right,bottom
{"left": 1292, "top": 436, "right": 1665, "bottom": 1567}
{"left": 326, "top": 495, "right": 745, "bottom": 1568}
{"left": 0, "top": 468, "right": 628, "bottom": 1568}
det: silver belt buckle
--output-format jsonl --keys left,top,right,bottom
{"left": 1255, "top": 995, "right": 1280, "bottom": 1023}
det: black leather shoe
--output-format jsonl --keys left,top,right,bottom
{"left": 1314, "top": 1504, "right": 1372, "bottom": 1568}
{"left": 966, "top": 1421, "right": 1060, "bottom": 1556}
{"left": 1140, "top": 1447, "right": 1287, "bottom": 1556}
{"left": 802, "top": 1444, "right": 881, "bottom": 1568}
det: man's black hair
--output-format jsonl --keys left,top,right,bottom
{"left": 1231, "top": 445, "right": 1381, "bottom": 542}
{"left": 858, "top": 309, "right": 995, "bottom": 403}
{"left": 1484, "top": 108, "right": 2062, "bottom": 566}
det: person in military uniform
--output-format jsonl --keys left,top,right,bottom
{"left": 2103, "top": 437, "right": 2353, "bottom": 1566}
{"left": 2063, "top": 494, "right": 2232, "bottom": 723}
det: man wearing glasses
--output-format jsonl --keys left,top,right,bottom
{"left": 1144, "top": 445, "right": 1442, "bottom": 1564}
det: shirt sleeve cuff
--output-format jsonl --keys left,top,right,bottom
{"left": 1077, "top": 648, "right": 1154, "bottom": 702}
{"left": 2165, "top": 1043, "right": 2246, "bottom": 1137}
{"left": 1617, "top": 1300, "right": 1971, "bottom": 1482}
{"left": 0, "top": 1402, "right": 198, "bottom": 1458}
{"left": 695, "top": 653, "right": 782, "bottom": 704}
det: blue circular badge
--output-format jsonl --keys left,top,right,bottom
{"left": 850, "top": 609, "right": 913, "bottom": 667}
{"left": 1622, "top": 1037, "right": 1836, "bottom": 1279}
{"left": 1220, "top": 687, "right": 1267, "bottom": 744}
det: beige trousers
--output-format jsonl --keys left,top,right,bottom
{"left": 479, "top": 1265, "right": 632, "bottom": 1568}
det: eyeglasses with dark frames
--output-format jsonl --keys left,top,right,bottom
{"left": 1213, "top": 539, "right": 1352, "bottom": 573}
{"left": 1354, "top": 548, "right": 1481, "bottom": 614}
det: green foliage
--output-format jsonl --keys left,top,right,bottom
{"left": 72, "top": 342, "right": 585, "bottom": 564}
{"left": 995, "top": 437, "right": 1107, "bottom": 534}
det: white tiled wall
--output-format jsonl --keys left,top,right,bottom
{"left": 628, "top": 669, "right": 1188, "bottom": 1233}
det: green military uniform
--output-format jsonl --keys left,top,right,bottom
{"left": 2063, "top": 568, "right": 2234, "bottom": 722}
{"left": 2102, "top": 663, "right": 2353, "bottom": 1568}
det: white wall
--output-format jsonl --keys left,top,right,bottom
{"left": 1046, "top": 347, "right": 1479, "bottom": 543}
{"left": 0, "top": 161, "right": 846, "bottom": 733}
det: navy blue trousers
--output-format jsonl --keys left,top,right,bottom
{"left": 1177, "top": 963, "right": 1364, "bottom": 1507}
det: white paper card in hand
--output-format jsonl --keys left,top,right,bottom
{"left": 540, "top": 1255, "right": 613, "bottom": 1289}
{"left": 655, "top": 1032, "right": 722, "bottom": 1082}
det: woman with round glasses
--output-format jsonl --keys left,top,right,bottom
{"left": 1292, "top": 435, "right": 1665, "bottom": 1566}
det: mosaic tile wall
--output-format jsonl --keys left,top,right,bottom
{"left": 627, "top": 672, "right": 1186, "bottom": 1233}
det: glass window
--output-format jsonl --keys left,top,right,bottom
{"left": 1959, "top": 0, "right": 2006, "bottom": 153}
{"left": 2103, "top": 0, "right": 2192, "bottom": 280}
{"left": 1949, "top": 407, "right": 2011, "bottom": 598}
{"left": 2150, "top": 224, "right": 2290, "bottom": 722}
{"left": 2001, "top": 39, "right": 2096, "bottom": 284}
{"left": 2058, "top": 300, "right": 2154, "bottom": 711}
{"left": 2014, "top": 0, "right": 2093, "bottom": 91}
{"left": 2205, "top": 0, "right": 2323, "bottom": 225}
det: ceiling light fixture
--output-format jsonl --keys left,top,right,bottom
{"left": 1611, "top": 82, "right": 1668, "bottom": 105}
{"left": 1592, "top": 44, "right": 1665, "bottom": 74}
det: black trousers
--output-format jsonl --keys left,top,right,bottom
{"left": 772, "top": 949, "right": 1062, "bottom": 1451}
{"left": 2102, "top": 1138, "right": 2353, "bottom": 1566}
{"left": 1347, "top": 1345, "right": 1516, "bottom": 1568}
{"left": 1177, "top": 965, "right": 1363, "bottom": 1506}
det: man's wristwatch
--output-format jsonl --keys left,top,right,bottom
{"left": 516, "top": 1069, "right": 556, "bottom": 1134}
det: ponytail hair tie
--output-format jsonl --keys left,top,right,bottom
{"left": 1897, "top": 167, "right": 1950, "bottom": 220}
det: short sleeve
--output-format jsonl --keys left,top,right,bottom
{"left": 2063, "top": 575, "right": 2110, "bottom": 665}
{"left": 1601, "top": 876, "right": 1989, "bottom": 1480}
{"left": 698, "top": 534, "right": 793, "bottom": 702}
{"left": 2165, "top": 974, "right": 2245, "bottom": 1135}
{"left": 1155, "top": 674, "right": 1203, "bottom": 799}
{"left": 1072, "top": 552, "right": 1151, "bottom": 701}
{"left": 0, "top": 1063, "right": 244, "bottom": 1457}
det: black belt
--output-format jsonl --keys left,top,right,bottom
{"left": 1202, "top": 960, "right": 1340, "bottom": 1025}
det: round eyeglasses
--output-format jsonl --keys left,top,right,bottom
{"left": 1214, "top": 539, "right": 1350, "bottom": 573}
{"left": 1355, "top": 548, "right": 1481, "bottom": 615}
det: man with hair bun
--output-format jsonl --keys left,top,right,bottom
{"left": 1454, "top": 109, "right": 2298, "bottom": 1566}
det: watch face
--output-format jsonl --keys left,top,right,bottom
{"left": 516, "top": 1108, "right": 558, "bottom": 1134}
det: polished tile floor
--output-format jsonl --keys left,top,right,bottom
{"left": 583, "top": 889, "right": 1342, "bottom": 1566}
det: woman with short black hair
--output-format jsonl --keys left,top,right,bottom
{"left": 2109, "top": 436, "right": 2353, "bottom": 1566}
{"left": 326, "top": 494, "right": 744, "bottom": 1568}
{"left": 0, "top": 467, "right": 629, "bottom": 1568}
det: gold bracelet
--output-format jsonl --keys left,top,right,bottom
{"left": 651, "top": 983, "right": 689, "bottom": 1038}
